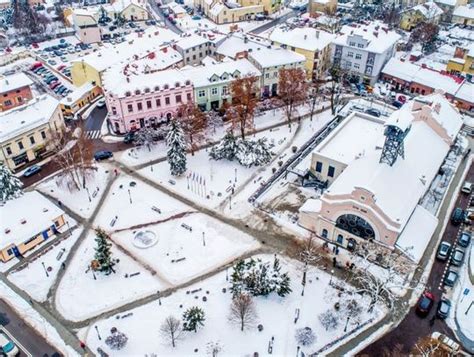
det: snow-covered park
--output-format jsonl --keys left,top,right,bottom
{"left": 80, "top": 254, "right": 385, "bottom": 356}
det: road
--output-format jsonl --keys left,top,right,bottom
{"left": 0, "top": 300, "right": 59, "bottom": 356}
{"left": 360, "top": 161, "right": 474, "bottom": 355}
{"left": 147, "top": 0, "right": 182, "bottom": 34}
{"left": 251, "top": 9, "right": 298, "bottom": 34}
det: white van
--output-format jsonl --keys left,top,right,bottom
{"left": 0, "top": 331, "right": 19, "bottom": 357}
{"left": 431, "top": 332, "right": 460, "bottom": 353}
{"left": 461, "top": 181, "right": 473, "bottom": 194}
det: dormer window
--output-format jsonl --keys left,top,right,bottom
{"left": 185, "top": 80, "right": 191, "bottom": 86}
{"left": 154, "top": 85, "right": 160, "bottom": 91}
{"left": 164, "top": 84, "right": 169, "bottom": 90}
{"left": 135, "top": 89, "right": 141, "bottom": 95}
{"left": 125, "top": 91, "right": 131, "bottom": 97}
{"left": 144, "top": 87, "right": 150, "bottom": 93}
{"left": 175, "top": 82, "right": 180, "bottom": 87}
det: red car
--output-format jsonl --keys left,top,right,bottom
{"left": 30, "top": 62, "right": 43, "bottom": 70}
{"left": 50, "top": 82, "right": 60, "bottom": 89}
{"left": 57, "top": 64, "right": 66, "bottom": 71}
{"left": 416, "top": 291, "right": 435, "bottom": 317}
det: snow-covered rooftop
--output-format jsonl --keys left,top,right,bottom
{"left": 181, "top": 58, "right": 260, "bottom": 88}
{"left": 60, "top": 82, "right": 97, "bottom": 105}
{"left": 216, "top": 33, "right": 271, "bottom": 59}
{"left": 412, "top": 2, "right": 443, "bottom": 19}
{"left": 249, "top": 46, "right": 306, "bottom": 68}
{"left": 315, "top": 112, "right": 385, "bottom": 165}
{"left": 333, "top": 21, "right": 401, "bottom": 54}
{"left": 0, "top": 94, "right": 59, "bottom": 142}
{"left": 176, "top": 33, "right": 209, "bottom": 50}
{"left": 453, "top": 4, "right": 474, "bottom": 20}
{"left": 395, "top": 205, "right": 438, "bottom": 263}
{"left": 71, "top": 27, "right": 178, "bottom": 72}
{"left": 0, "top": 73, "right": 33, "bottom": 94}
{"left": 0, "top": 191, "right": 65, "bottom": 249}
{"left": 323, "top": 93, "right": 462, "bottom": 230}
{"left": 269, "top": 26, "right": 335, "bottom": 52}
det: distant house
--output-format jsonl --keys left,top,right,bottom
{"left": 433, "top": 0, "right": 468, "bottom": 21}
{"left": 400, "top": 2, "right": 443, "bottom": 31}
{"left": 175, "top": 33, "right": 212, "bottom": 66}
{"left": 0, "top": 192, "right": 68, "bottom": 263}
{"left": 452, "top": 4, "right": 474, "bottom": 25}
{"left": 0, "top": 73, "right": 33, "bottom": 112}
{"left": 72, "top": 8, "right": 102, "bottom": 44}
{"left": 0, "top": 94, "right": 65, "bottom": 171}
{"left": 446, "top": 44, "right": 474, "bottom": 77}
{"left": 195, "top": 0, "right": 265, "bottom": 24}
{"left": 309, "top": 0, "right": 337, "bottom": 16}
{"left": 60, "top": 82, "right": 103, "bottom": 119}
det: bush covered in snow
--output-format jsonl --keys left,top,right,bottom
{"left": 230, "top": 256, "right": 292, "bottom": 297}
{"left": 295, "top": 327, "right": 316, "bottom": 346}
{"left": 105, "top": 328, "right": 128, "bottom": 350}
{"left": 318, "top": 310, "right": 339, "bottom": 331}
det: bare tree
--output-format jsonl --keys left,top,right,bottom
{"left": 228, "top": 75, "right": 259, "bottom": 140}
{"left": 159, "top": 316, "right": 183, "bottom": 348}
{"left": 412, "top": 336, "right": 445, "bottom": 357}
{"left": 409, "top": 22, "right": 439, "bottom": 54}
{"left": 228, "top": 293, "right": 257, "bottom": 331}
{"left": 178, "top": 102, "right": 207, "bottom": 155}
{"left": 342, "top": 298, "right": 363, "bottom": 325}
{"left": 134, "top": 127, "right": 160, "bottom": 152}
{"left": 318, "top": 310, "right": 339, "bottom": 331}
{"left": 328, "top": 65, "right": 347, "bottom": 115}
{"left": 206, "top": 341, "right": 223, "bottom": 356}
{"left": 307, "top": 80, "right": 322, "bottom": 122}
{"left": 278, "top": 67, "right": 307, "bottom": 129}
{"left": 300, "top": 234, "right": 323, "bottom": 296}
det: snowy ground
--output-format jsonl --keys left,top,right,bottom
{"left": 175, "top": 14, "right": 271, "bottom": 34}
{"left": 7, "top": 227, "right": 83, "bottom": 302}
{"left": 111, "top": 213, "right": 260, "bottom": 286}
{"left": 80, "top": 254, "right": 385, "bottom": 356}
{"left": 55, "top": 229, "right": 167, "bottom": 322}
{"left": 37, "top": 164, "right": 112, "bottom": 219}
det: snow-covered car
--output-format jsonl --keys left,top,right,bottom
{"left": 457, "top": 231, "right": 471, "bottom": 248}
{"left": 443, "top": 269, "right": 458, "bottom": 287}
{"left": 436, "top": 299, "right": 451, "bottom": 319}
{"left": 0, "top": 331, "right": 19, "bottom": 357}
{"left": 431, "top": 332, "right": 460, "bottom": 353}
{"left": 96, "top": 98, "right": 106, "bottom": 108}
{"left": 450, "top": 248, "right": 464, "bottom": 267}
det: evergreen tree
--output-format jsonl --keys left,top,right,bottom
{"left": 105, "top": 328, "right": 128, "bottom": 350}
{"left": 182, "top": 306, "right": 205, "bottom": 332}
{"left": 94, "top": 228, "right": 117, "bottom": 275}
{"left": 166, "top": 119, "right": 187, "bottom": 176}
{"left": 209, "top": 131, "right": 239, "bottom": 161}
{"left": 0, "top": 163, "right": 23, "bottom": 203}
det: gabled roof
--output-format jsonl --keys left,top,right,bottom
{"left": 0, "top": 73, "right": 33, "bottom": 94}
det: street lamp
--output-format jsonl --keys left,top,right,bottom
{"left": 85, "top": 187, "right": 91, "bottom": 202}
{"left": 344, "top": 316, "right": 350, "bottom": 332}
{"left": 128, "top": 189, "right": 132, "bottom": 204}
{"left": 234, "top": 168, "right": 237, "bottom": 182}
{"left": 329, "top": 269, "right": 335, "bottom": 286}
{"left": 202, "top": 232, "right": 206, "bottom": 246}
{"left": 41, "top": 262, "right": 49, "bottom": 277}
{"left": 301, "top": 262, "right": 307, "bottom": 296}
{"left": 94, "top": 325, "right": 101, "bottom": 340}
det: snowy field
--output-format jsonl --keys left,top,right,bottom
{"left": 80, "top": 254, "right": 385, "bottom": 356}
{"left": 55, "top": 229, "right": 167, "bottom": 321}
{"left": 7, "top": 227, "right": 83, "bottom": 302}
{"left": 37, "top": 164, "right": 112, "bottom": 219}
{"left": 93, "top": 174, "right": 190, "bottom": 231}
{"left": 111, "top": 213, "right": 260, "bottom": 286}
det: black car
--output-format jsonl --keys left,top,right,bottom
{"left": 124, "top": 132, "right": 135, "bottom": 144}
{"left": 365, "top": 108, "right": 381, "bottom": 117}
{"left": 458, "top": 231, "right": 471, "bottom": 248}
{"left": 437, "top": 299, "right": 451, "bottom": 319}
{"left": 94, "top": 150, "right": 113, "bottom": 161}
{"left": 392, "top": 100, "right": 403, "bottom": 108}
{"left": 451, "top": 207, "right": 465, "bottom": 225}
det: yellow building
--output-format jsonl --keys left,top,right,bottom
{"left": 269, "top": 27, "right": 335, "bottom": 80}
{"left": 309, "top": 0, "right": 337, "bottom": 16}
{"left": 0, "top": 94, "right": 65, "bottom": 172}
{"left": 195, "top": 0, "right": 264, "bottom": 24}
{"left": 0, "top": 191, "right": 67, "bottom": 263}
{"left": 452, "top": 4, "right": 474, "bottom": 26}
{"left": 241, "top": 0, "right": 281, "bottom": 15}
{"left": 400, "top": 2, "right": 443, "bottom": 31}
{"left": 60, "top": 83, "right": 103, "bottom": 119}
{"left": 447, "top": 45, "right": 474, "bottom": 76}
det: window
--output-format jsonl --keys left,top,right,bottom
{"left": 355, "top": 53, "right": 362, "bottom": 60}
{"left": 112, "top": 106, "right": 117, "bottom": 115}
{"left": 198, "top": 90, "right": 206, "bottom": 97}
{"left": 193, "top": 54, "right": 196, "bottom": 60}
{"left": 6, "top": 147, "right": 12, "bottom": 155}
{"left": 175, "top": 94, "right": 182, "bottom": 103}
{"left": 17, "top": 97, "right": 23, "bottom": 103}
{"left": 144, "top": 87, "right": 150, "bottom": 93}
{"left": 315, "top": 161, "right": 323, "bottom": 173}
{"left": 328, "top": 165, "right": 335, "bottom": 177}
{"left": 146, "top": 100, "right": 152, "bottom": 109}
{"left": 321, "top": 229, "right": 328, "bottom": 238}
{"left": 175, "top": 82, "right": 181, "bottom": 88}
{"left": 337, "top": 234, "right": 344, "bottom": 244}
{"left": 137, "top": 102, "right": 143, "bottom": 111}
{"left": 349, "top": 41, "right": 355, "bottom": 46}
{"left": 29, "top": 136, "right": 35, "bottom": 145}
{"left": 222, "top": 86, "right": 228, "bottom": 95}
{"left": 135, "top": 89, "right": 141, "bottom": 95}
{"left": 354, "top": 63, "right": 360, "bottom": 69}
{"left": 211, "top": 87, "right": 218, "bottom": 95}
{"left": 18, "top": 141, "right": 24, "bottom": 150}
{"left": 357, "top": 43, "right": 364, "bottom": 48}
{"left": 187, "top": 93, "right": 192, "bottom": 101}
{"left": 347, "top": 51, "right": 354, "bottom": 58}
{"left": 41, "top": 131, "right": 46, "bottom": 139}
{"left": 336, "top": 214, "right": 375, "bottom": 240}
{"left": 4, "top": 99, "right": 12, "bottom": 106}
{"left": 265, "top": 73, "right": 270, "bottom": 79}
{"left": 127, "top": 104, "right": 133, "bottom": 113}
{"left": 156, "top": 98, "right": 161, "bottom": 107}
{"left": 345, "top": 61, "right": 352, "bottom": 68}
{"left": 165, "top": 97, "right": 170, "bottom": 105}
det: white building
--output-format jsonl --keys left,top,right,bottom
{"left": 299, "top": 92, "right": 463, "bottom": 262}
{"left": 331, "top": 22, "right": 401, "bottom": 85}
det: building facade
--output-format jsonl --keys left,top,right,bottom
{"left": 446, "top": 45, "right": 474, "bottom": 76}
{"left": 399, "top": 2, "right": 443, "bottom": 31}
{"left": 0, "top": 73, "right": 33, "bottom": 112}
{"left": 332, "top": 23, "right": 400, "bottom": 85}
{"left": 60, "top": 83, "right": 103, "bottom": 119}
{"left": 176, "top": 33, "right": 212, "bottom": 66}
{"left": 0, "top": 95, "right": 65, "bottom": 171}
{"left": 452, "top": 4, "right": 474, "bottom": 25}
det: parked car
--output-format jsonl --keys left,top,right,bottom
{"left": 96, "top": 98, "right": 106, "bottom": 108}
{"left": 123, "top": 132, "right": 135, "bottom": 144}
{"left": 450, "top": 248, "right": 465, "bottom": 266}
{"left": 0, "top": 331, "right": 19, "bottom": 357}
{"left": 431, "top": 332, "right": 460, "bottom": 353}
{"left": 365, "top": 108, "right": 381, "bottom": 117}
{"left": 23, "top": 165, "right": 42, "bottom": 177}
{"left": 129, "top": 22, "right": 136, "bottom": 28}
{"left": 416, "top": 291, "right": 435, "bottom": 317}
{"left": 458, "top": 231, "right": 471, "bottom": 248}
{"left": 451, "top": 207, "right": 465, "bottom": 225}
{"left": 443, "top": 269, "right": 458, "bottom": 287}
{"left": 94, "top": 150, "right": 113, "bottom": 161}
{"left": 436, "top": 299, "right": 451, "bottom": 319}
{"left": 461, "top": 181, "right": 472, "bottom": 194}
{"left": 436, "top": 241, "right": 451, "bottom": 261}
{"left": 392, "top": 100, "right": 403, "bottom": 108}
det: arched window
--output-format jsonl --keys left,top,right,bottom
{"left": 164, "top": 84, "right": 169, "bottom": 90}
{"left": 335, "top": 214, "right": 375, "bottom": 240}
{"left": 135, "top": 89, "right": 141, "bottom": 95}
{"left": 125, "top": 91, "right": 131, "bottom": 97}
{"left": 337, "top": 234, "right": 344, "bottom": 244}
{"left": 321, "top": 229, "right": 328, "bottom": 239}
{"left": 154, "top": 85, "right": 160, "bottom": 91}
{"left": 144, "top": 87, "right": 150, "bottom": 93}
{"left": 175, "top": 82, "right": 180, "bottom": 88}
{"left": 185, "top": 80, "right": 191, "bottom": 86}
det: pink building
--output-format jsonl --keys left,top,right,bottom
{"left": 299, "top": 92, "right": 463, "bottom": 262}
{"left": 102, "top": 47, "right": 191, "bottom": 133}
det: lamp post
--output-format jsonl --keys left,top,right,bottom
{"left": 202, "top": 232, "right": 206, "bottom": 246}
{"left": 329, "top": 269, "right": 335, "bottom": 286}
{"left": 41, "top": 262, "right": 49, "bottom": 277}
{"left": 344, "top": 316, "right": 350, "bottom": 332}
{"left": 85, "top": 187, "right": 91, "bottom": 202}
{"left": 234, "top": 168, "right": 237, "bottom": 183}
{"left": 128, "top": 189, "right": 132, "bottom": 204}
{"left": 94, "top": 325, "right": 101, "bottom": 340}
{"left": 301, "top": 262, "right": 307, "bottom": 297}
